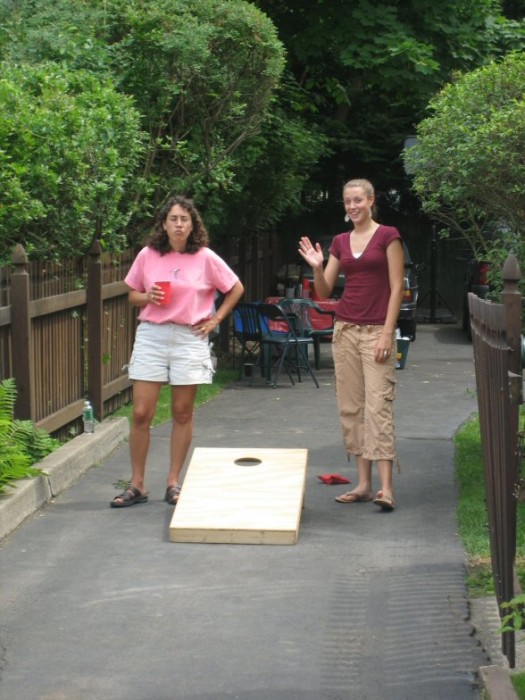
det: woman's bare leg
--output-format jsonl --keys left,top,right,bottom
{"left": 336, "top": 455, "right": 374, "bottom": 501}
{"left": 376, "top": 459, "right": 394, "bottom": 502}
{"left": 166, "top": 384, "right": 198, "bottom": 488}
{"left": 113, "top": 380, "right": 162, "bottom": 504}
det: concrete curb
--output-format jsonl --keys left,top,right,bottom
{"left": 479, "top": 665, "right": 519, "bottom": 699}
{"left": 0, "top": 417, "right": 129, "bottom": 543}
{"left": 472, "top": 596, "right": 525, "bottom": 696}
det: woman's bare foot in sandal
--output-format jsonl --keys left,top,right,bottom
{"left": 335, "top": 490, "right": 374, "bottom": 504}
{"left": 110, "top": 486, "right": 148, "bottom": 508}
{"left": 164, "top": 484, "right": 181, "bottom": 506}
{"left": 372, "top": 490, "right": 396, "bottom": 511}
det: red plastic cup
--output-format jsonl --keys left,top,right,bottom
{"left": 155, "top": 281, "right": 171, "bottom": 305}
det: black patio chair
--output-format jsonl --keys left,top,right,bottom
{"left": 256, "top": 302, "right": 319, "bottom": 388}
{"left": 279, "top": 298, "right": 335, "bottom": 369}
{"left": 232, "top": 302, "right": 264, "bottom": 380}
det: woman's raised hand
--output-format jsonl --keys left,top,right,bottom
{"left": 298, "top": 237, "right": 323, "bottom": 269}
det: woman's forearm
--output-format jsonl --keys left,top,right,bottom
{"left": 128, "top": 289, "right": 149, "bottom": 308}
{"left": 214, "top": 280, "right": 244, "bottom": 324}
{"left": 312, "top": 267, "right": 333, "bottom": 300}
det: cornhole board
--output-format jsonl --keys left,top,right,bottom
{"left": 169, "top": 447, "right": 308, "bottom": 545}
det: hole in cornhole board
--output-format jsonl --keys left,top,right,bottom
{"left": 234, "top": 457, "right": 262, "bottom": 467}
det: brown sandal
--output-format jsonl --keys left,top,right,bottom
{"left": 110, "top": 486, "right": 148, "bottom": 508}
{"left": 164, "top": 484, "right": 181, "bottom": 506}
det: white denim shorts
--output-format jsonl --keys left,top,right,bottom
{"left": 128, "top": 321, "right": 215, "bottom": 385}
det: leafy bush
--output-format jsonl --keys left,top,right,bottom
{"left": 0, "top": 61, "right": 145, "bottom": 262}
{"left": 2, "top": 0, "right": 286, "bottom": 244}
{"left": 405, "top": 51, "right": 525, "bottom": 298}
{"left": 0, "top": 378, "right": 60, "bottom": 493}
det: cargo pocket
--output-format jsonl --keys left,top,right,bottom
{"left": 383, "top": 375, "right": 397, "bottom": 402}
{"left": 126, "top": 350, "right": 136, "bottom": 374}
{"left": 202, "top": 357, "right": 216, "bottom": 377}
{"left": 209, "top": 342, "right": 218, "bottom": 372}
{"left": 332, "top": 322, "right": 344, "bottom": 345}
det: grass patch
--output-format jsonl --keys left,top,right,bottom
{"left": 512, "top": 672, "right": 525, "bottom": 699}
{"left": 112, "top": 367, "right": 238, "bottom": 427}
{"left": 455, "top": 411, "right": 525, "bottom": 597}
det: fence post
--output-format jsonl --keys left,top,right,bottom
{"left": 87, "top": 240, "right": 103, "bottom": 424}
{"left": 11, "top": 244, "right": 35, "bottom": 420}
{"left": 502, "top": 252, "right": 522, "bottom": 380}
{"left": 501, "top": 252, "right": 523, "bottom": 663}
{"left": 502, "top": 253, "right": 522, "bottom": 499}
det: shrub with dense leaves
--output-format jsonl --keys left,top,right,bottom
{"left": 0, "top": 62, "right": 145, "bottom": 262}
{"left": 405, "top": 51, "right": 525, "bottom": 297}
{"left": 3, "top": 0, "right": 286, "bottom": 244}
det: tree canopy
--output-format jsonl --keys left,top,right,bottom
{"left": 254, "top": 0, "right": 525, "bottom": 228}
{"left": 1, "top": 0, "right": 524, "bottom": 261}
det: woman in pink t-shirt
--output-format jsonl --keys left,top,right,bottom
{"left": 299, "top": 179, "right": 404, "bottom": 511}
{"left": 111, "top": 195, "right": 244, "bottom": 508}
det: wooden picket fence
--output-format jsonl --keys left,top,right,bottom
{"left": 0, "top": 242, "right": 137, "bottom": 439}
{"left": 468, "top": 251, "right": 524, "bottom": 668}
{"left": 0, "top": 231, "right": 281, "bottom": 439}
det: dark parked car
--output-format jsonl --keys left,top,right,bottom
{"left": 397, "top": 242, "right": 419, "bottom": 341}
{"left": 300, "top": 236, "right": 419, "bottom": 340}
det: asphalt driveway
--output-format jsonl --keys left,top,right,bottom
{"left": 0, "top": 323, "right": 491, "bottom": 700}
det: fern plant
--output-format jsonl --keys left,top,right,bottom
{"left": 0, "top": 378, "right": 60, "bottom": 493}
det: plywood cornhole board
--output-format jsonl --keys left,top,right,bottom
{"left": 169, "top": 447, "right": 308, "bottom": 545}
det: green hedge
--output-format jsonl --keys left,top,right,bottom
{"left": 0, "top": 62, "right": 145, "bottom": 262}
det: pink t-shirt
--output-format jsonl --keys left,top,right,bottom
{"left": 329, "top": 225, "right": 401, "bottom": 325}
{"left": 125, "top": 246, "right": 239, "bottom": 325}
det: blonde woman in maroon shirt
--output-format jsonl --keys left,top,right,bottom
{"left": 299, "top": 179, "right": 404, "bottom": 511}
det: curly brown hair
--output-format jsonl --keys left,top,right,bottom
{"left": 147, "top": 195, "right": 209, "bottom": 255}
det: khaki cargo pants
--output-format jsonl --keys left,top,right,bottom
{"left": 332, "top": 322, "right": 397, "bottom": 462}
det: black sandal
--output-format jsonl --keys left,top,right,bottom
{"left": 164, "top": 484, "right": 181, "bottom": 506}
{"left": 110, "top": 486, "right": 148, "bottom": 508}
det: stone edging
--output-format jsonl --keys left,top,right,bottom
{"left": 479, "top": 665, "right": 519, "bottom": 699}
